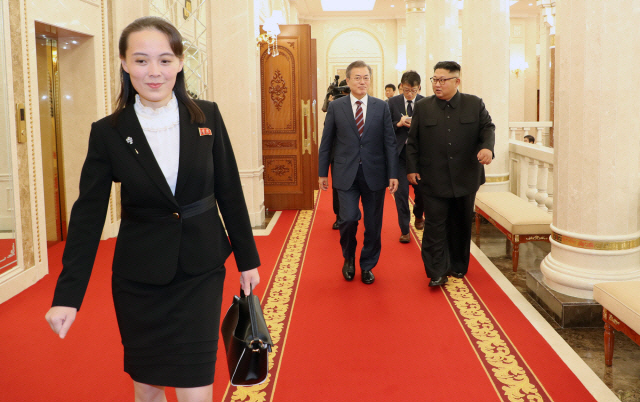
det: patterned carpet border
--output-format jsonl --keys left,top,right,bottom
{"left": 408, "top": 201, "right": 553, "bottom": 402}
{"left": 221, "top": 191, "right": 319, "bottom": 402}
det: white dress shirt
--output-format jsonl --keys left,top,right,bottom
{"left": 350, "top": 93, "right": 369, "bottom": 125}
{"left": 134, "top": 93, "right": 180, "bottom": 195}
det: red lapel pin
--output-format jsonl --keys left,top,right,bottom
{"left": 199, "top": 127, "right": 212, "bottom": 136}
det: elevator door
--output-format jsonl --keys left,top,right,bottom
{"left": 35, "top": 23, "right": 66, "bottom": 245}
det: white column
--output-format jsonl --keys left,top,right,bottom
{"left": 405, "top": 1, "right": 428, "bottom": 84}
{"left": 537, "top": 1, "right": 553, "bottom": 146}
{"left": 540, "top": 0, "right": 640, "bottom": 299}
{"left": 461, "top": 0, "right": 510, "bottom": 191}
{"left": 208, "top": 1, "right": 265, "bottom": 227}
{"left": 425, "top": 0, "right": 459, "bottom": 95}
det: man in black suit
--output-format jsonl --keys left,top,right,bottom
{"left": 388, "top": 70, "right": 425, "bottom": 243}
{"left": 319, "top": 60, "right": 398, "bottom": 285}
{"left": 407, "top": 61, "right": 495, "bottom": 287}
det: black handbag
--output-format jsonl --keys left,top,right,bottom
{"left": 220, "top": 286, "right": 273, "bottom": 386}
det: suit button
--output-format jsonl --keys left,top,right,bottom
{"left": 448, "top": 143, "right": 452, "bottom": 145}
{"left": 449, "top": 157, "right": 453, "bottom": 160}
{"left": 173, "top": 212, "right": 180, "bottom": 219}
{"left": 448, "top": 129, "right": 451, "bottom": 132}
{"left": 447, "top": 116, "right": 450, "bottom": 118}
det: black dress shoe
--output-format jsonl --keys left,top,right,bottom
{"left": 332, "top": 220, "right": 340, "bottom": 230}
{"left": 428, "top": 276, "right": 448, "bottom": 287}
{"left": 342, "top": 258, "right": 355, "bottom": 281}
{"left": 361, "top": 269, "right": 375, "bottom": 285}
{"left": 448, "top": 271, "right": 465, "bottom": 279}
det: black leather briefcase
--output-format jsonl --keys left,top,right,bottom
{"left": 220, "top": 286, "right": 273, "bottom": 386}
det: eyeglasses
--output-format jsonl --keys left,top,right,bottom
{"left": 402, "top": 88, "right": 419, "bottom": 94}
{"left": 351, "top": 76, "right": 370, "bottom": 82}
{"left": 430, "top": 77, "right": 458, "bottom": 85}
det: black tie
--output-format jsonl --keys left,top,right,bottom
{"left": 407, "top": 100, "right": 413, "bottom": 117}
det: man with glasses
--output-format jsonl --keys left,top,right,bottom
{"left": 406, "top": 61, "right": 495, "bottom": 287}
{"left": 388, "top": 70, "right": 426, "bottom": 243}
{"left": 319, "top": 60, "right": 398, "bottom": 285}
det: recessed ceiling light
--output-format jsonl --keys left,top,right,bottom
{"left": 390, "top": 4, "right": 394, "bottom": 7}
{"left": 321, "top": 0, "right": 376, "bottom": 11}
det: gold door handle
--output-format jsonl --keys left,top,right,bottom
{"left": 311, "top": 99, "right": 317, "bottom": 144}
{"left": 301, "top": 99, "right": 311, "bottom": 155}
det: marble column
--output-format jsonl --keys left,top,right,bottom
{"left": 461, "top": 0, "right": 510, "bottom": 191}
{"left": 425, "top": 0, "right": 459, "bottom": 95}
{"left": 540, "top": 0, "right": 640, "bottom": 299}
{"left": 537, "top": 1, "right": 554, "bottom": 146}
{"left": 404, "top": 1, "right": 428, "bottom": 85}
{"left": 208, "top": 1, "right": 265, "bottom": 227}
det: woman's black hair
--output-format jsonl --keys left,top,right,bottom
{"left": 112, "top": 16, "right": 205, "bottom": 124}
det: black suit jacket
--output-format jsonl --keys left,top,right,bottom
{"left": 52, "top": 100, "right": 260, "bottom": 309}
{"left": 406, "top": 91, "right": 495, "bottom": 198}
{"left": 388, "top": 93, "right": 424, "bottom": 156}
{"left": 318, "top": 95, "right": 397, "bottom": 191}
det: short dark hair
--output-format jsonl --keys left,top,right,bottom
{"left": 385, "top": 84, "right": 396, "bottom": 91}
{"left": 346, "top": 60, "right": 372, "bottom": 78}
{"left": 400, "top": 70, "right": 421, "bottom": 87}
{"left": 433, "top": 61, "right": 461, "bottom": 75}
{"left": 524, "top": 135, "right": 535, "bottom": 143}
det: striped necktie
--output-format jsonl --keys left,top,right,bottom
{"left": 355, "top": 100, "right": 364, "bottom": 137}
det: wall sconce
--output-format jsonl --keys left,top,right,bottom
{"left": 257, "top": 11, "right": 285, "bottom": 57}
{"left": 510, "top": 58, "right": 529, "bottom": 78}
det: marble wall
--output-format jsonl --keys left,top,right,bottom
{"left": 0, "top": 0, "right": 118, "bottom": 303}
{"left": 300, "top": 18, "right": 399, "bottom": 131}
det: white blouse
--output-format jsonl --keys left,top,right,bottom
{"left": 134, "top": 93, "right": 180, "bottom": 195}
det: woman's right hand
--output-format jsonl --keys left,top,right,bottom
{"left": 45, "top": 306, "right": 78, "bottom": 339}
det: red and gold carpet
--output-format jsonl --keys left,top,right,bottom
{"left": 0, "top": 187, "right": 613, "bottom": 401}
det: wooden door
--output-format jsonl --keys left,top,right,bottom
{"left": 260, "top": 24, "right": 316, "bottom": 210}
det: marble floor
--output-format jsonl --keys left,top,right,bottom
{"left": 474, "top": 221, "right": 640, "bottom": 402}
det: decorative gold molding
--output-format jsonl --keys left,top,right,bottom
{"left": 405, "top": 7, "right": 426, "bottom": 13}
{"left": 549, "top": 35, "right": 555, "bottom": 47}
{"left": 24, "top": 0, "right": 41, "bottom": 263}
{"left": 484, "top": 175, "right": 509, "bottom": 183}
{"left": 551, "top": 231, "right": 640, "bottom": 251}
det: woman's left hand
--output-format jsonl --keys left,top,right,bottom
{"left": 240, "top": 268, "right": 260, "bottom": 295}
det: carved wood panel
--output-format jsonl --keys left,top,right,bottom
{"left": 261, "top": 46, "right": 296, "bottom": 134}
{"left": 263, "top": 156, "right": 297, "bottom": 185}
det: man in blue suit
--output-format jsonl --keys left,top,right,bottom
{"left": 387, "top": 70, "right": 425, "bottom": 243}
{"left": 319, "top": 60, "right": 398, "bottom": 285}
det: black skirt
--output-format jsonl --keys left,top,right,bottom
{"left": 112, "top": 265, "right": 226, "bottom": 388}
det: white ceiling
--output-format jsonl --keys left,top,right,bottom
{"left": 294, "top": 0, "right": 539, "bottom": 20}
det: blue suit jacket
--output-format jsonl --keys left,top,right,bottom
{"left": 318, "top": 95, "right": 397, "bottom": 191}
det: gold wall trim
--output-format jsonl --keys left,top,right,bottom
{"left": 24, "top": 0, "right": 41, "bottom": 263}
{"left": 406, "top": 7, "right": 426, "bottom": 13}
{"left": 551, "top": 231, "right": 640, "bottom": 251}
{"left": 484, "top": 175, "right": 509, "bottom": 183}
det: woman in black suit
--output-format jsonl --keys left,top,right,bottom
{"left": 45, "top": 16, "right": 260, "bottom": 401}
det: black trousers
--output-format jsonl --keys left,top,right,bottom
{"left": 420, "top": 191, "right": 476, "bottom": 279}
{"left": 394, "top": 146, "right": 424, "bottom": 234}
{"left": 337, "top": 164, "right": 386, "bottom": 271}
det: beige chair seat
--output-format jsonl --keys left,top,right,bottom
{"left": 594, "top": 281, "right": 640, "bottom": 334}
{"left": 475, "top": 192, "right": 551, "bottom": 235}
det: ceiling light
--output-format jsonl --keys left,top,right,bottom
{"left": 321, "top": 0, "right": 376, "bottom": 11}
{"left": 390, "top": 4, "right": 394, "bottom": 7}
